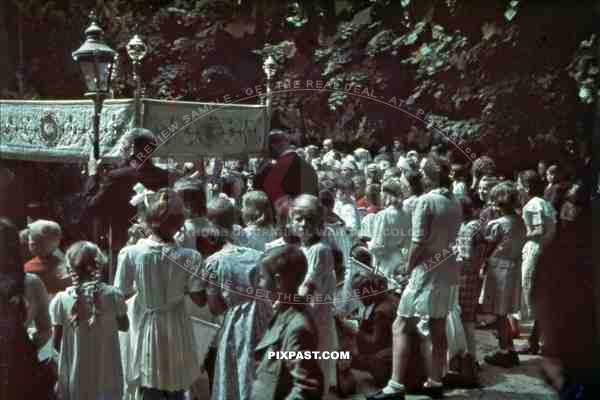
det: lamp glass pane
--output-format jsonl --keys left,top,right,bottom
{"left": 78, "top": 60, "right": 98, "bottom": 92}
{"left": 96, "top": 60, "right": 113, "bottom": 92}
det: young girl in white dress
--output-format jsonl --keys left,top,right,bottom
{"left": 289, "top": 194, "right": 339, "bottom": 393}
{"left": 115, "top": 189, "right": 205, "bottom": 400}
{"left": 516, "top": 170, "right": 556, "bottom": 355}
{"left": 50, "top": 241, "right": 129, "bottom": 400}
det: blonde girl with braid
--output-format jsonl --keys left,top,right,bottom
{"left": 50, "top": 241, "right": 129, "bottom": 400}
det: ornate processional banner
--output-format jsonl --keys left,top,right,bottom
{"left": 0, "top": 98, "right": 268, "bottom": 162}
{"left": 0, "top": 99, "right": 136, "bottom": 163}
{"left": 141, "top": 99, "right": 268, "bottom": 160}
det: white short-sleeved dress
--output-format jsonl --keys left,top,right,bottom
{"left": 520, "top": 196, "right": 556, "bottom": 319}
{"left": 49, "top": 282, "right": 127, "bottom": 400}
{"left": 300, "top": 241, "right": 339, "bottom": 390}
{"left": 114, "top": 238, "right": 203, "bottom": 392}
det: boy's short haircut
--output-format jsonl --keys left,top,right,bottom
{"left": 262, "top": 245, "right": 308, "bottom": 291}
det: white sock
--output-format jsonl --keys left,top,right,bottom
{"left": 382, "top": 379, "right": 405, "bottom": 394}
{"left": 424, "top": 378, "right": 443, "bottom": 388}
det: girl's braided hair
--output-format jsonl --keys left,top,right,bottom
{"left": 65, "top": 241, "right": 106, "bottom": 327}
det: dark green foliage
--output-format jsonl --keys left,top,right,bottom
{"left": 2, "top": 0, "right": 596, "bottom": 163}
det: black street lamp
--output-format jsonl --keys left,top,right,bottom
{"left": 127, "top": 33, "right": 148, "bottom": 127}
{"left": 72, "top": 11, "right": 116, "bottom": 160}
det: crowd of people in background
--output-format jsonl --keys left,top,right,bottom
{"left": 0, "top": 127, "right": 596, "bottom": 400}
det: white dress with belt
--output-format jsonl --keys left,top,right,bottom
{"left": 115, "top": 238, "right": 203, "bottom": 392}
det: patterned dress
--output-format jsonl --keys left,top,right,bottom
{"left": 205, "top": 244, "right": 272, "bottom": 400}
{"left": 479, "top": 215, "right": 527, "bottom": 315}
{"left": 455, "top": 219, "right": 484, "bottom": 322}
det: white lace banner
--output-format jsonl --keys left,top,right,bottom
{"left": 0, "top": 98, "right": 268, "bottom": 162}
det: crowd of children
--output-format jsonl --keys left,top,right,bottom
{"left": 0, "top": 130, "right": 595, "bottom": 400}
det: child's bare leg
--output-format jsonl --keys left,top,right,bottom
{"left": 496, "top": 315, "right": 514, "bottom": 351}
{"left": 429, "top": 318, "right": 447, "bottom": 383}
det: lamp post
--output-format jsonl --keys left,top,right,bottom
{"left": 262, "top": 55, "right": 276, "bottom": 112}
{"left": 127, "top": 33, "right": 148, "bottom": 127}
{"left": 72, "top": 11, "right": 116, "bottom": 160}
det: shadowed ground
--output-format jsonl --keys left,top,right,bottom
{"left": 188, "top": 322, "right": 558, "bottom": 399}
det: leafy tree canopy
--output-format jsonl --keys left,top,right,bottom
{"left": 2, "top": 0, "right": 597, "bottom": 168}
